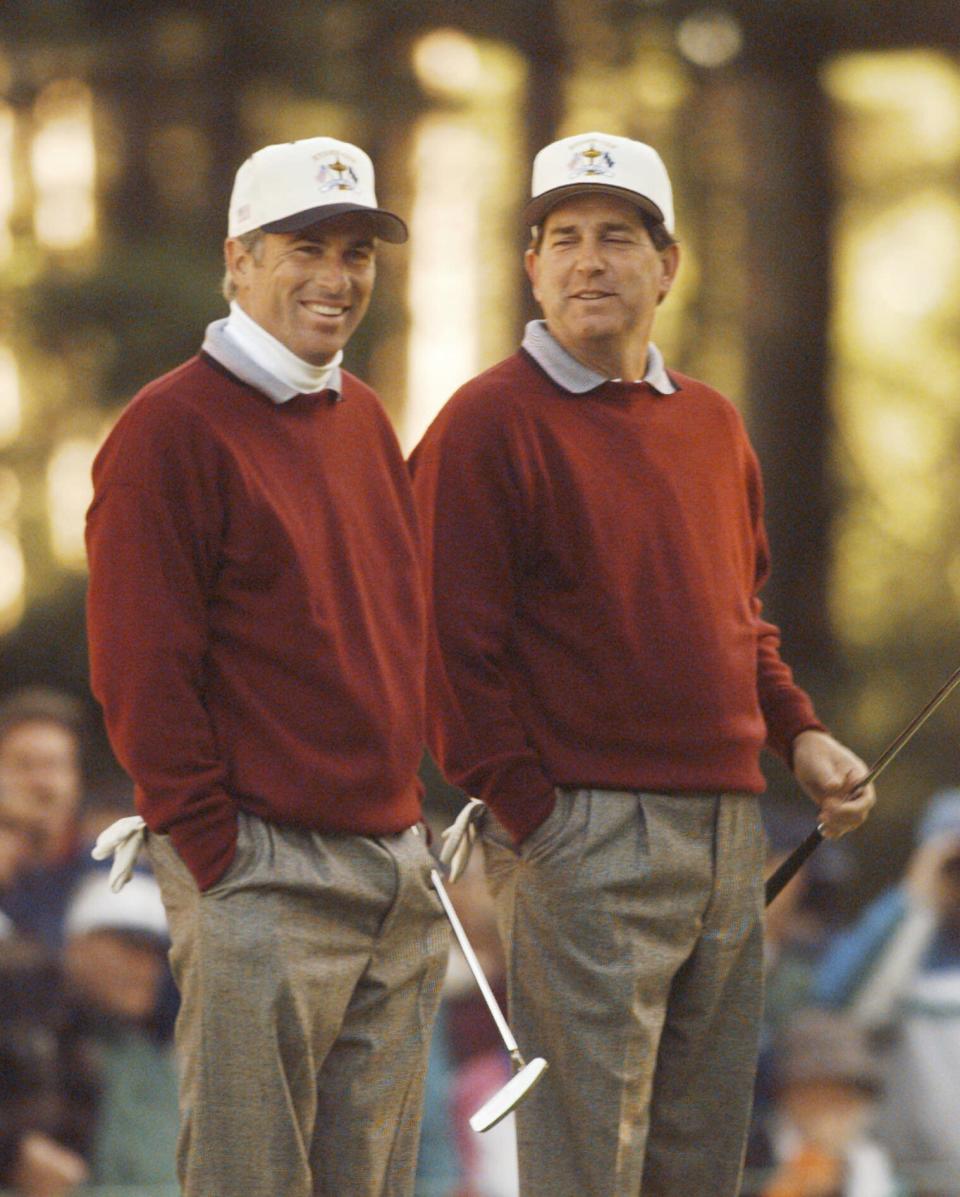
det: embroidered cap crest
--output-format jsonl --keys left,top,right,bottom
{"left": 313, "top": 151, "right": 359, "bottom": 193}
{"left": 566, "top": 141, "right": 616, "bottom": 180}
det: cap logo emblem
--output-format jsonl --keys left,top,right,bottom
{"left": 567, "top": 142, "right": 615, "bottom": 180}
{"left": 313, "top": 151, "right": 359, "bottom": 193}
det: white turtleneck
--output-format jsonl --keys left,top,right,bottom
{"left": 224, "top": 301, "right": 343, "bottom": 398}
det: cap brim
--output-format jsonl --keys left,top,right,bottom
{"left": 261, "top": 203, "right": 408, "bottom": 244}
{"left": 523, "top": 184, "right": 666, "bottom": 230}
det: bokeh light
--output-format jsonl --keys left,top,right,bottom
{"left": 46, "top": 437, "right": 98, "bottom": 568}
{"left": 30, "top": 80, "right": 97, "bottom": 250}
{"left": 0, "top": 347, "right": 21, "bottom": 447}
{"left": 412, "top": 28, "right": 486, "bottom": 99}
{"left": 676, "top": 10, "right": 743, "bottom": 69}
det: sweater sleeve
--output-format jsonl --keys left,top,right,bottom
{"left": 85, "top": 394, "right": 237, "bottom": 890}
{"left": 744, "top": 446, "right": 826, "bottom": 761}
{"left": 410, "top": 397, "right": 556, "bottom": 843}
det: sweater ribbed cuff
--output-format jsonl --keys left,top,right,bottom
{"left": 488, "top": 786, "right": 556, "bottom": 847}
{"left": 166, "top": 803, "right": 238, "bottom": 891}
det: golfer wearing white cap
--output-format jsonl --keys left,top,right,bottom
{"left": 85, "top": 137, "right": 448, "bottom": 1197}
{"left": 410, "top": 132, "right": 875, "bottom": 1195}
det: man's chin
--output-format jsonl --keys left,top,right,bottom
{"left": 566, "top": 314, "right": 623, "bottom": 338}
{"left": 292, "top": 338, "right": 347, "bottom": 367}
{"left": 566, "top": 325, "right": 623, "bottom": 352}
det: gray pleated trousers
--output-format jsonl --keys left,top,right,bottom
{"left": 149, "top": 812, "right": 450, "bottom": 1197}
{"left": 481, "top": 788, "right": 765, "bottom": 1197}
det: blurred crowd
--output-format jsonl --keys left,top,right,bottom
{"left": 0, "top": 686, "right": 178, "bottom": 1197}
{"left": 1, "top": 683, "right": 959, "bottom": 1196}
{"left": 743, "top": 788, "right": 960, "bottom": 1197}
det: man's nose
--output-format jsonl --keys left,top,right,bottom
{"left": 572, "top": 237, "right": 604, "bottom": 273}
{"left": 311, "top": 252, "right": 349, "bottom": 290}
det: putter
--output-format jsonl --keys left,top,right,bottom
{"left": 429, "top": 867, "right": 548, "bottom": 1131}
{"left": 766, "top": 663, "right": 960, "bottom": 905}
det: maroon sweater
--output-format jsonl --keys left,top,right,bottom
{"left": 86, "top": 354, "right": 427, "bottom": 889}
{"left": 409, "top": 350, "right": 823, "bottom": 842}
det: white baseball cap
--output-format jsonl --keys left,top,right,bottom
{"left": 65, "top": 870, "right": 168, "bottom": 942}
{"left": 228, "top": 136, "right": 407, "bottom": 243}
{"left": 523, "top": 132, "right": 675, "bottom": 234}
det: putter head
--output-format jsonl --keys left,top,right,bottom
{"left": 469, "top": 1056, "right": 549, "bottom": 1133}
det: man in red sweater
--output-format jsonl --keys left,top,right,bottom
{"left": 85, "top": 137, "right": 448, "bottom": 1197}
{"left": 410, "top": 132, "right": 875, "bottom": 1196}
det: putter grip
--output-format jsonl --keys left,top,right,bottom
{"left": 764, "top": 826, "right": 824, "bottom": 906}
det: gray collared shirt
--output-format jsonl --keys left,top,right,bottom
{"left": 520, "top": 319, "right": 677, "bottom": 396}
{"left": 201, "top": 318, "right": 344, "bottom": 405}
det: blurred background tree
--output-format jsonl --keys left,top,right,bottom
{"left": 2, "top": 0, "right": 960, "bottom": 896}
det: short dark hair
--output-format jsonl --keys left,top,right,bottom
{"left": 530, "top": 209, "right": 676, "bottom": 254}
{"left": 0, "top": 686, "right": 85, "bottom": 745}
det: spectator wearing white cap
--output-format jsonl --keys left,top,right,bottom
{"left": 85, "top": 136, "right": 448, "bottom": 1197}
{"left": 0, "top": 872, "right": 176, "bottom": 1197}
{"left": 0, "top": 936, "right": 93, "bottom": 1197}
{"left": 816, "top": 787, "right": 960, "bottom": 1192}
{"left": 410, "top": 131, "right": 875, "bottom": 1196}
{"left": 61, "top": 869, "right": 179, "bottom": 1191}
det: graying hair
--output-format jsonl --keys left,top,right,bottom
{"left": 221, "top": 229, "right": 266, "bottom": 302}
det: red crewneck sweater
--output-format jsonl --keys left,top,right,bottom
{"left": 409, "top": 350, "right": 823, "bottom": 842}
{"left": 86, "top": 354, "right": 427, "bottom": 889}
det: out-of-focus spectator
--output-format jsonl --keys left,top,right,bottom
{"left": 0, "top": 868, "right": 181, "bottom": 1195}
{"left": 60, "top": 868, "right": 179, "bottom": 1189}
{"left": 748, "top": 809, "right": 854, "bottom": 1161}
{"left": 815, "top": 787, "right": 960, "bottom": 1195}
{"left": 0, "top": 688, "right": 88, "bottom": 948}
{"left": 0, "top": 937, "right": 93, "bottom": 1196}
{"left": 0, "top": 689, "right": 84, "bottom": 866}
{"left": 763, "top": 808, "right": 854, "bottom": 1037}
{"left": 751, "top": 1009, "right": 898, "bottom": 1197}
{"left": 0, "top": 812, "right": 34, "bottom": 939}
{"left": 8, "top": 1131, "right": 90, "bottom": 1197}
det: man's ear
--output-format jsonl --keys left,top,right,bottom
{"left": 224, "top": 236, "right": 253, "bottom": 295}
{"left": 524, "top": 247, "right": 541, "bottom": 303}
{"left": 657, "top": 243, "right": 680, "bottom": 305}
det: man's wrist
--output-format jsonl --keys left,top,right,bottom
{"left": 788, "top": 724, "right": 831, "bottom": 771}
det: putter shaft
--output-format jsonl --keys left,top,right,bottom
{"left": 766, "top": 663, "right": 960, "bottom": 905}
{"left": 430, "top": 868, "right": 521, "bottom": 1059}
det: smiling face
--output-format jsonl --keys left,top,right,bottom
{"left": 225, "top": 214, "right": 377, "bottom": 364}
{"left": 525, "top": 193, "right": 679, "bottom": 376}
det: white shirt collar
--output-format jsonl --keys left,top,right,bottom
{"left": 225, "top": 302, "right": 343, "bottom": 401}
{"left": 521, "top": 320, "right": 677, "bottom": 396}
{"left": 200, "top": 305, "right": 344, "bottom": 405}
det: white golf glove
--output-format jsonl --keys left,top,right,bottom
{"left": 91, "top": 815, "right": 147, "bottom": 892}
{"left": 439, "top": 798, "right": 487, "bottom": 883}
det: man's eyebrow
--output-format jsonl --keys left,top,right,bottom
{"left": 546, "top": 220, "right": 640, "bottom": 237}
